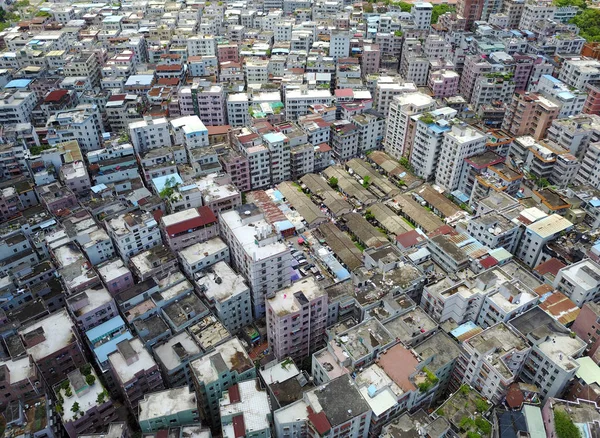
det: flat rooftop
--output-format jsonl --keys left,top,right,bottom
{"left": 190, "top": 337, "right": 253, "bottom": 384}
{"left": 196, "top": 261, "right": 249, "bottom": 303}
{"left": 19, "top": 309, "right": 75, "bottom": 361}
{"left": 153, "top": 331, "right": 202, "bottom": 372}
{"left": 267, "top": 277, "right": 324, "bottom": 317}
{"left": 336, "top": 318, "right": 393, "bottom": 360}
{"left": 138, "top": 386, "right": 197, "bottom": 421}
{"left": 108, "top": 338, "right": 158, "bottom": 384}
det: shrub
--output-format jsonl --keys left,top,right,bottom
{"left": 71, "top": 402, "right": 80, "bottom": 413}
{"left": 85, "top": 374, "right": 96, "bottom": 386}
{"left": 475, "top": 398, "right": 489, "bottom": 412}
{"left": 554, "top": 410, "right": 582, "bottom": 438}
{"left": 328, "top": 177, "right": 338, "bottom": 189}
{"left": 81, "top": 364, "right": 92, "bottom": 376}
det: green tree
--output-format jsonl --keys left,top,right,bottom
{"left": 85, "top": 374, "right": 96, "bottom": 386}
{"left": 362, "top": 175, "right": 371, "bottom": 188}
{"left": 365, "top": 209, "right": 375, "bottom": 221}
{"left": 554, "top": 0, "right": 586, "bottom": 8}
{"left": 80, "top": 364, "right": 92, "bottom": 376}
{"left": 328, "top": 177, "right": 338, "bottom": 189}
{"left": 538, "top": 178, "right": 550, "bottom": 188}
{"left": 71, "top": 402, "right": 80, "bottom": 413}
{"left": 431, "top": 4, "right": 455, "bottom": 23}
{"left": 397, "top": 1, "right": 412, "bottom": 12}
{"left": 554, "top": 410, "right": 581, "bottom": 438}
{"left": 570, "top": 9, "right": 600, "bottom": 42}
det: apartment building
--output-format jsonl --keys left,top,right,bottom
{"left": 553, "top": 259, "right": 600, "bottom": 307}
{"left": 108, "top": 338, "right": 164, "bottom": 411}
{"left": 429, "top": 70, "right": 460, "bottom": 98}
{"left": 219, "top": 380, "right": 271, "bottom": 438}
{"left": 178, "top": 237, "right": 230, "bottom": 279}
{"left": 516, "top": 214, "right": 573, "bottom": 268}
{"left": 46, "top": 104, "right": 104, "bottom": 153}
{"left": 66, "top": 285, "right": 118, "bottom": 332}
{"left": 160, "top": 207, "right": 218, "bottom": 252}
{"left": 330, "top": 120, "right": 359, "bottom": 160}
{"left": 19, "top": 309, "right": 87, "bottom": 386}
{"left": 105, "top": 93, "right": 143, "bottom": 132}
{"left": 138, "top": 387, "right": 200, "bottom": 433}
{"left": 410, "top": 108, "right": 457, "bottom": 180}
{"left": 385, "top": 92, "right": 436, "bottom": 160}
{"left": 0, "top": 355, "right": 42, "bottom": 408}
{"left": 196, "top": 261, "right": 252, "bottom": 333}
{"left": 559, "top": 58, "right": 600, "bottom": 91}
{"left": 219, "top": 204, "right": 292, "bottom": 317}
{"left": 285, "top": 89, "right": 334, "bottom": 121}
{"left": 153, "top": 331, "right": 204, "bottom": 389}
{"left": 266, "top": 277, "right": 328, "bottom": 362}
{"left": 59, "top": 161, "right": 91, "bottom": 195}
{"left": 54, "top": 368, "right": 117, "bottom": 438}
{"left": 190, "top": 338, "right": 256, "bottom": 428}
{"left": 227, "top": 94, "right": 250, "bottom": 127}
{"left": 129, "top": 117, "right": 172, "bottom": 154}
{"left": 105, "top": 210, "right": 161, "bottom": 262}
{"left": 435, "top": 124, "right": 487, "bottom": 192}
{"left": 511, "top": 307, "right": 586, "bottom": 402}
{"left": 0, "top": 90, "right": 38, "bottom": 126}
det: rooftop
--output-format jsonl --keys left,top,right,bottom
{"left": 190, "top": 337, "right": 253, "bottom": 383}
{"left": 153, "top": 331, "right": 202, "bottom": 372}
{"left": 19, "top": 309, "right": 75, "bottom": 361}
{"left": 220, "top": 380, "right": 271, "bottom": 438}
{"left": 267, "top": 277, "right": 325, "bottom": 316}
{"left": 138, "top": 386, "right": 197, "bottom": 422}
{"left": 108, "top": 338, "right": 158, "bottom": 384}
{"left": 196, "top": 261, "right": 249, "bottom": 303}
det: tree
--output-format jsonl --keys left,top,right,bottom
{"left": 97, "top": 392, "right": 106, "bottom": 404}
{"left": 328, "top": 177, "right": 338, "bottom": 189}
{"left": 362, "top": 175, "right": 371, "bottom": 188}
{"left": 81, "top": 364, "right": 92, "bottom": 376}
{"left": 365, "top": 209, "right": 375, "bottom": 221}
{"left": 554, "top": 410, "right": 582, "bottom": 438}
{"left": 538, "top": 178, "right": 550, "bottom": 188}
{"left": 431, "top": 4, "right": 455, "bottom": 23}
{"left": 71, "top": 402, "right": 80, "bottom": 413}
{"left": 397, "top": 1, "right": 412, "bottom": 12}
{"left": 554, "top": 0, "right": 586, "bottom": 8}
{"left": 570, "top": 9, "right": 600, "bottom": 42}
{"left": 85, "top": 374, "right": 96, "bottom": 386}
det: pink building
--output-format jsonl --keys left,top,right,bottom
{"left": 571, "top": 302, "right": 600, "bottom": 361}
{"left": 428, "top": 69, "right": 460, "bottom": 98}
{"left": 219, "top": 150, "right": 251, "bottom": 192}
{"left": 266, "top": 277, "right": 328, "bottom": 362}
{"left": 37, "top": 182, "right": 78, "bottom": 214}
{"left": 160, "top": 206, "right": 219, "bottom": 251}
{"left": 217, "top": 44, "right": 239, "bottom": 63}
{"left": 0, "top": 356, "right": 42, "bottom": 409}
{"left": 361, "top": 44, "right": 381, "bottom": 75}
{"left": 97, "top": 258, "right": 134, "bottom": 296}
{"left": 67, "top": 284, "right": 119, "bottom": 331}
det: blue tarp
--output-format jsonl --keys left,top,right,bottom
{"left": 86, "top": 315, "right": 126, "bottom": 343}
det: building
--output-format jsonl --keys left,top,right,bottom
{"left": 46, "top": 105, "right": 104, "bottom": 153}
{"left": 178, "top": 237, "right": 230, "bottom": 279}
{"left": 160, "top": 207, "right": 219, "bottom": 252}
{"left": 266, "top": 277, "right": 328, "bottom": 362}
{"left": 195, "top": 261, "right": 252, "bottom": 333}
{"left": 571, "top": 302, "right": 600, "bottom": 362}
{"left": 219, "top": 380, "right": 271, "bottom": 438}
{"left": 108, "top": 338, "right": 164, "bottom": 411}
{"left": 435, "top": 124, "right": 487, "bottom": 192}
{"left": 138, "top": 387, "right": 200, "bottom": 433}
{"left": 190, "top": 337, "right": 256, "bottom": 428}
{"left": 129, "top": 117, "right": 172, "bottom": 154}
{"left": 106, "top": 211, "right": 161, "bottom": 262}
{"left": 553, "top": 259, "right": 600, "bottom": 307}
{"left": 410, "top": 108, "right": 456, "bottom": 180}
{"left": 0, "top": 355, "right": 42, "bottom": 408}
{"left": 516, "top": 214, "right": 573, "bottom": 268}
{"left": 330, "top": 120, "right": 359, "bottom": 161}
{"left": 66, "top": 285, "right": 118, "bottom": 332}
{"left": 19, "top": 309, "right": 87, "bottom": 386}
{"left": 0, "top": 90, "right": 38, "bottom": 126}
{"left": 385, "top": 92, "right": 436, "bottom": 160}
{"left": 219, "top": 204, "right": 292, "bottom": 317}
{"left": 59, "top": 161, "right": 91, "bottom": 195}
{"left": 153, "top": 331, "right": 204, "bottom": 389}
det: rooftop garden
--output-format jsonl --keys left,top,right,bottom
{"left": 435, "top": 385, "right": 492, "bottom": 438}
{"left": 554, "top": 408, "right": 582, "bottom": 438}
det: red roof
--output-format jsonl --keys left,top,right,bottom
{"left": 428, "top": 224, "right": 457, "bottom": 238}
{"left": 316, "top": 143, "right": 332, "bottom": 152}
{"left": 335, "top": 88, "right": 354, "bottom": 98}
{"left": 396, "top": 230, "right": 426, "bottom": 248}
{"left": 207, "top": 125, "right": 231, "bottom": 135}
{"left": 229, "top": 383, "right": 241, "bottom": 403}
{"left": 232, "top": 414, "right": 245, "bottom": 438}
{"left": 307, "top": 407, "right": 331, "bottom": 436}
{"left": 534, "top": 258, "right": 566, "bottom": 277}
{"left": 156, "top": 64, "right": 182, "bottom": 72}
{"left": 505, "top": 383, "right": 524, "bottom": 409}
{"left": 164, "top": 206, "right": 217, "bottom": 236}
{"left": 108, "top": 93, "right": 127, "bottom": 102}
{"left": 157, "top": 78, "right": 180, "bottom": 86}
{"left": 152, "top": 209, "right": 164, "bottom": 223}
{"left": 479, "top": 256, "right": 498, "bottom": 270}
{"left": 44, "top": 89, "right": 68, "bottom": 103}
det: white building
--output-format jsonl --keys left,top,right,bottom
{"left": 516, "top": 214, "right": 573, "bottom": 268}
{"left": 285, "top": 89, "right": 334, "bottom": 120}
{"left": 219, "top": 204, "right": 292, "bottom": 317}
{"left": 170, "top": 115, "right": 209, "bottom": 150}
{"left": 0, "top": 90, "right": 37, "bottom": 126}
{"left": 196, "top": 261, "right": 252, "bottom": 333}
{"left": 553, "top": 259, "right": 600, "bottom": 307}
{"left": 435, "top": 124, "right": 487, "bottom": 192}
{"left": 178, "top": 237, "right": 230, "bottom": 278}
{"left": 129, "top": 117, "right": 172, "bottom": 154}
{"left": 219, "top": 380, "right": 271, "bottom": 438}
{"left": 227, "top": 94, "right": 250, "bottom": 127}
{"left": 46, "top": 104, "right": 104, "bottom": 152}
{"left": 385, "top": 92, "right": 436, "bottom": 160}
{"left": 330, "top": 30, "right": 351, "bottom": 60}
{"left": 558, "top": 58, "right": 600, "bottom": 91}
{"left": 411, "top": 2, "right": 433, "bottom": 29}
{"left": 106, "top": 210, "right": 161, "bottom": 262}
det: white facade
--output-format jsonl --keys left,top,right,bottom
{"left": 129, "top": 117, "right": 172, "bottom": 154}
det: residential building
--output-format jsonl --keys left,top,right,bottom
{"left": 178, "top": 237, "right": 230, "bottom": 279}
{"left": 516, "top": 214, "right": 573, "bottom": 268}
{"left": 129, "top": 117, "right": 172, "bottom": 154}
{"left": 105, "top": 211, "right": 161, "bottom": 262}
{"left": 138, "top": 387, "right": 200, "bottom": 433}
{"left": 266, "top": 277, "right": 328, "bottom": 362}
{"left": 160, "top": 207, "right": 219, "bottom": 252}
{"left": 553, "top": 259, "right": 600, "bottom": 307}
{"left": 219, "top": 380, "right": 271, "bottom": 438}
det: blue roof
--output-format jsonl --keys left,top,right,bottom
{"left": 590, "top": 199, "right": 600, "bottom": 208}
{"left": 86, "top": 315, "right": 126, "bottom": 343}
{"left": 263, "top": 132, "right": 286, "bottom": 143}
{"left": 451, "top": 190, "right": 470, "bottom": 203}
{"left": 271, "top": 190, "right": 284, "bottom": 202}
{"left": 274, "top": 220, "right": 294, "bottom": 232}
{"left": 93, "top": 332, "right": 133, "bottom": 363}
{"left": 557, "top": 91, "right": 575, "bottom": 100}
{"left": 451, "top": 321, "right": 479, "bottom": 338}
{"left": 334, "top": 267, "right": 350, "bottom": 280}
{"left": 5, "top": 79, "right": 32, "bottom": 89}
{"left": 152, "top": 173, "right": 183, "bottom": 192}
{"left": 429, "top": 123, "right": 450, "bottom": 134}
{"left": 91, "top": 183, "right": 108, "bottom": 193}
{"left": 543, "top": 74, "right": 561, "bottom": 84}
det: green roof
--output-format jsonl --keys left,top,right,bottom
{"left": 575, "top": 356, "right": 600, "bottom": 385}
{"left": 522, "top": 405, "right": 545, "bottom": 438}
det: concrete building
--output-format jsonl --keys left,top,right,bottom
{"left": 160, "top": 207, "right": 219, "bottom": 252}
{"left": 129, "top": 117, "right": 172, "bottom": 154}
{"left": 138, "top": 387, "right": 200, "bottom": 433}
{"left": 559, "top": 58, "right": 600, "bottom": 91}
{"left": 330, "top": 120, "right": 359, "bottom": 161}
{"left": 66, "top": 285, "right": 118, "bottom": 332}
{"left": 46, "top": 105, "right": 104, "bottom": 153}
{"left": 19, "top": 309, "right": 87, "bottom": 386}
{"left": 516, "top": 214, "right": 573, "bottom": 268}
{"left": 435, "top": 124, "right": 487, "bottom": 192}
{"left": 503, "top": 92, "right": 560, "bottom": 140}
{"left": 219, "top": 380, "right": 271, "bottom": 438}
{"left": 553, "top": 259, "right": 600, "bottom": 307}
{"left": 219, "top": 204, "right": 292, "bottom": 317}
{"left": 266, "top": 277, "right": 328, "bottom": 362}
{"left": 59, "top": 161, "right": 91, "bottom": 195}
{"left": 196, "top": 261, "right": 252, "bottom": 334}
{"left": 385, "top": 92, "right": 436, "bottom": 160}
{"left": 178, "top": 237, "right": 230, "bottom": 279}
{"left": 153, "top": 331, "right": 204, "bottom": 389}
{"left": 410, "top": 108, "right": 456, "bottom": 181}
{"left": 0, "top": 90, "right": 38, "bottom": 126}
{"left": 0, "top": 355, "right": 42, "bottom": 409}
{"left": 106, "top": 211, "right": 161, "bottom": 263}
{"left": 190, "top": 338, "right": 256, "bottom": 428}
{"left": 285, "top": 89, "right": 334, "bottom": 121}
{"left": 411, "top": 2, "right": 433, "bottom": 29}
{"left": 108, "top": 338, "right": 164, "bottom": 411}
